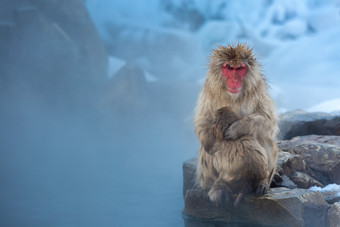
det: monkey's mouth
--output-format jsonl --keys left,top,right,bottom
{"left": 227, "top": 87, "right": 241, "bottom": 94}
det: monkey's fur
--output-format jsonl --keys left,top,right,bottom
{"left": 209, "top": 107, "right": 269, "bottom": 207}
{"left": 194, "top": 43, "right": 278, "bottom": 207}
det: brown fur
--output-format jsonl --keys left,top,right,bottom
{"left": 209, "top": 107, "right": 269, "bottom": 207}
{"left": 194, "top": 43, "right": 279, "bottom": 207}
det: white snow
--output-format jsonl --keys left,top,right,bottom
{"left": 86, "top": 0, "right": 340, "bottom": 112}
{"left": 310, "top": 184, "right": 340, "bottom": 196}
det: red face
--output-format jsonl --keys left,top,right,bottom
{"left": 221, "top": 63, "right": 247, "bottom": 94}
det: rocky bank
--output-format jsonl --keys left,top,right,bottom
{"left": 183, "top": 110, "right": 340, "bottom": 227}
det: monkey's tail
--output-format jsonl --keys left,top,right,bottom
{"left": 233, "top": 192, "right": 244, "bottom": 208}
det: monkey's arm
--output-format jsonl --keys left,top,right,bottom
{"left": 224, "top": 112, "right": 276, "bottom": 140}
{"left": 194, "top": 117, "right": 216, "bottom": 153}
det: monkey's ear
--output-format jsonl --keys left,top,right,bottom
{"left": 211, "top": 124, "right": 216, "bottom": 135}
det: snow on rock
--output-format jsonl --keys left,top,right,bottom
{"left": 274, "top": 18, "right": 309, "bottom": 39}
{"left": 86, "top": 0, "right": 340, "bottom": 113}
{"left": 264, "top": 25, "right": 340, "bottom": 110}
{"left": 85, "top": 0, "right": 164, "bottom": 39}
{"left": 306, "top": 5, "right": 340, "bottom": 32}
{"left": 310, "top": 184, "right": 340, "bottom": 197}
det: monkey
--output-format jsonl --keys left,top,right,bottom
{"left": 194, "top": 43, "right": 279, "bottom": 207}
{"left": 208, "top": 107, "right": 269, "bottom": 207}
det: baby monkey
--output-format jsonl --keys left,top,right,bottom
{"left": 208, "top": 107, "right": 269, "bottom": 207}
{"left": 211, "top": 107, "right": 241, "bottom": 141}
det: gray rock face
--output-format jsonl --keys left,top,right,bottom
{"left": 278, "top": 110, "right": 340, "bottom": 140}
{"left": 0, "top": 0, "right": 108, "bottom": 105}
{"left": 183, "top": 158, "right": 197, "bottom": 198}
{"left": 278, "top": 135, "right": 340, "bottom": 185}
{"left": 327, "top": 202, "right": 340, "bottom": 227}
{"left": 103, "top": 63, "right": 150, "bottom": 114}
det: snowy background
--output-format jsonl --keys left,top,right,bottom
{"left": 87, "top": 0, "right": 340, "bottom": 113}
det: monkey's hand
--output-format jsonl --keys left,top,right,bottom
{"left": 224, "top": 117, "right": 249, "bottom": 140}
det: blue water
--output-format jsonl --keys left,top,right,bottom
{"left": 0, "top": 97, "right": 199, "bottom": 227}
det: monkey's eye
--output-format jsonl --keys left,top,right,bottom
{"left": 225, "top": 64, "right": 232, "bottom": 70}
{"left": 236, "top": 66, "right": 244, "bottom": 70}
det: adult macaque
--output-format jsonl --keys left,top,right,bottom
{"left": 194, "top": 43, "right": 278, "bottom": 206}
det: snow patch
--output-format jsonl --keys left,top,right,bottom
{"left": 310, "top": 184, "right": 340, "bottom": 197}
{"left": 86, "top": 0, "right": 340, "bottom": 112}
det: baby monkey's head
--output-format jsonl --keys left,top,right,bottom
{"left": 212, "top": 107, "right": 240, "bottom": 140}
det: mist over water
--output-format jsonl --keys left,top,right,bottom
{"left": 0, "top": 83, "right": 198, "bottom": 226}
{"left": 1, "top": 0, "right": 340, "bottom": 227}
{"left": 0, "top": 2, "right": 197, "bottom": 226}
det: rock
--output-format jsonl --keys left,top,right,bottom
{"left": 289, "top": 171, "right": 323, "bottom": 189}
{"left": 278, "top": 110, "right": 340, "bottom": 140}
{"left": 271, "top": 173, "right": 297, "bottom": 189}
{"left": 320, "top": 191, "right": 340, "bottom": 204}
{"left": 32, "top": 0, "right": 108, "bottom": 79}
{"left": 102, "top": 62, "right": 150, "bottom": 114}
{"left": 277, "top": 151, "right": 307, "bottom": 175}
{"left": 327, "top": 202, "right": 340, "bottom": 227}
{"left": 184, "top": 186, "right": 329, "bottom": 227}
{"left": 183, "top": 158, "right": 197, "bottom": 198}
{"left": 183, "top": 157, "right": 331, "bottom": 226}
{"left": 278, "top": 135, "right": 340, "bottom": 185}
{"left": 0, "top": 0, "right": 108, "bottom": 106}
{"left": 276, "top": 151, "right": 323, "bottom": 188}
{"left": 310, "top": 184, "right": 340, "bottom": 204}
{"left": 104, "top": 21, "right": 198, "bottom": 80}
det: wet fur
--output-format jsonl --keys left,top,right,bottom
{"left": 194, "top": 43, "right": 279, "bottom": 207}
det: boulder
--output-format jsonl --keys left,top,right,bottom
{"left": 278, "top": 135, "right": 340, "bottom": 185}
{"left": 103, "top": 63, "right": 150, "bottom": 114}
{"left": 289, "top": 171, "right": 323, "bottom": 189}
{"left": 327, "top": 202, "right": 340, "bottom": 227}
{"left": 183, "top": 158, "right": 197, "bottom": 198}
{"left": 183, "top": 159, "right": 330, "bottom": 227}
{"left": 278, "top": 110, "right": 340, "bottom": 140}
{"left": 276, "top": 151, "right": 323, "bottom": 189}
{"left": 0, "top": 0, "right": 108, "bottom": 106}
{"left": 319, "top": 191, "right": 340, "bottom": 204}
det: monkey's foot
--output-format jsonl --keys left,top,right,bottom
{"left": 208, "top": 185, "right": 231, "bottom": 207}
{"left": 255, "top": 183, "right": 268, "bottom": 195}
